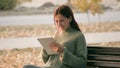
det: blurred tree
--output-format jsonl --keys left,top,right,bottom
{"left": 0, "top": 0, "right": 17, "bottom": 10}
{"left": 89, "top": 0, "right": 103, "bottom": 15}
{"left": 0, "top": 0, "right": 32, "bottom": 10}
{"left": 72, "top": 0, "right": 103, "bottom": 23}
{"left": 17, "top": 0, "right": 32, "bottom": 5}
{"left": 73, "top": 0, "right": 89, "bottom": 12}
{"left": 72, "top": 0, "right": 90, "bottom": 23}
{"left": 89, "top": 0, "right": 103, "bottom": 23}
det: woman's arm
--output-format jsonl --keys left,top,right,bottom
{"left": 62, "top": 33, "right": 87, "bottom": 68}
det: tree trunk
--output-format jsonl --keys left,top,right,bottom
{"left": 98, "top": 14, "right": 101, "bottom": 23}
{"left": 87, "top": 11, "right": 90, "bottom": 23}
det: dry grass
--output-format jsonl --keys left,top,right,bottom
{"left": 0, "top": 22, "right": 120, "bottom": 38}
{"left": 79, "top": 22, "right": 120, "bottom": 33}
{"left": 0, "top": 22, "right": 120, "bottom": 68}
{"left": 0, "top": 24, "right": 55, "bottom": 38}
{"left": 0, "top": 48, "right": 43, "bottom": 68}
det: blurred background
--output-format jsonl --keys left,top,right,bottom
{"left": 0, "top": 0, "right": 120, "bottom": 68}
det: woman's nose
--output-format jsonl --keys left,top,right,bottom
{"left": 58, "top": 22, "right": 62, "bottom": 26}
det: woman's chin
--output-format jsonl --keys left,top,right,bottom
{"left": 59, "top": 28, "right": 65, "bottom": 32}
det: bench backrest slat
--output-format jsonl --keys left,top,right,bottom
{"left": 87, "top": 46, "right": 120, "bottom": 67}
{"left": 88, "top": 55, "right": 120, "bottom": 62}
{"left": 87, "top": 61, "right": 120, "bottom": 68}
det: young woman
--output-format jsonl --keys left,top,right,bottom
{"left": 24, "top": 5, "right": 87, "bottom": 68}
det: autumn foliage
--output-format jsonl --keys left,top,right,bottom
{"left": 72, "top": 0, "right": 103, "bottom": 15}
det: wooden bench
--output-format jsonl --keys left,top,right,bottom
{"left": 87, "top": 46, "right": 120, "bottom": 68}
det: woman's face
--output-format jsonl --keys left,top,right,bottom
{"left": 54, "top": 14, "right": 71, "bottom": 32}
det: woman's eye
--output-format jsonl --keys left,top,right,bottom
{"left": 60, "top": 20, "right": 64, "bottom": 22}
{"left": 55, "top": 20, "right": 58, "bottom": 23}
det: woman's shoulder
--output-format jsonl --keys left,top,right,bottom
{"left": 73, "top": 30, "right": 84, "bottom": 38}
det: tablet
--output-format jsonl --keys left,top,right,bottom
{"left": 37, "top": 37, "right": 58, "bottom": 54}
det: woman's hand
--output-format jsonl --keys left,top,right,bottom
{"left": 49, "top": 42, "right": 64, "bottom": 54}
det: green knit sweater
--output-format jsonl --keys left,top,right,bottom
{"left": 41, "top": 28, "right": 87, "bottom": 68}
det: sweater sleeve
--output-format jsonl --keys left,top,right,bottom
{"left": 41, "top": 49, "right": 50, "bottom": 63}
{"left": 62, "top": 33, "right": 87, "bottom": 68}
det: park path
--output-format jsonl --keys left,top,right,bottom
{"left": 0, "top": 11, "right": 120, "bottom": 26}
{"left": 0, "top": 32, "right": 120, "bottom": 50}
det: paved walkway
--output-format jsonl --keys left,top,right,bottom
{"left": 0, "top": 11, "right": 120, "bottom": 26}
{"left": 0, "top": 32, "right": 120, "bottom": 50}
{"left": 84, "top": 32, "right": 120, "bottom": 43}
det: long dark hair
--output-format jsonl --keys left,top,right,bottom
{"left": 54, "top": 5, "right": 81, "bottom": 32}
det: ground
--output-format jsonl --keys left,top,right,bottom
{"left": 0, "top": 22, "right": 120, "bottom": 68}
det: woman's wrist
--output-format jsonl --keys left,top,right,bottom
{"left": 58, "top": 46, "right": 64, "bottom": 54}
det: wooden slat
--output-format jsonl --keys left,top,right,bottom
{"left": 88, "top": 46, "right": 120, "bottom": 52}
{"left": 87, "top": 61, "right": 120, "bottom": 68}
{"left": 88, "top": 51, "right": 120, "bottom": 55}
{"left": 88, "top": 54, "right": 120, "bottom": 62}
{"left": 87, "top": 46, "right": 120, "bottom": 50}
{"left": 87, "top": 46, "right": 120, "bottom": 67}
{"left": 87, "top": 46, "right": 120, "bottom": 55}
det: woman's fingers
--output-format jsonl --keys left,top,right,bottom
{"left": 49, "top": 42, "right": 64, "bottom": 53}
{"left": 49, "top": 42, "right": 59, "bottom": 52}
